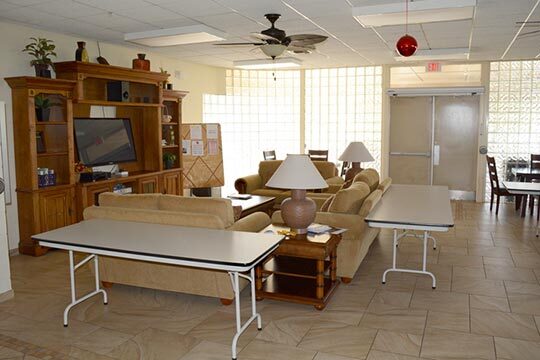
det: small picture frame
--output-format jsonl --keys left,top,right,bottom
{"left": 36, "top": 131, "right": 46, "bottom": 153}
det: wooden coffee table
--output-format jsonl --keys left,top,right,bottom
{"left": 256, "top": 223, "right": 341, "bottom": 310}
{"left": 229, "top": 195, "right": 275, "bottom": 218}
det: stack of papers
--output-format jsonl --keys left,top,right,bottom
{"left": 307, "top": 224, "right": 332, "bottom": 234}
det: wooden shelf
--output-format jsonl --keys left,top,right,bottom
{"left": 263, "top": 256, "right": 331, "bottom": 279}
{"left": 259, "top": 274, "right": 337, "bottom": 305}
{"left": 37, "top": 151, "right": 68, "bottom": 157}
{"left": 36, "top": 121, "right": 67, "bottom": 125}
{"left": 76, "top": 99, "right": 161, "bottom": 108}
{"left": 162, "top": 122, "right": 178, "bottom": 125}
{"left": 162, "top": 145, "right": 179, "bottom": 149}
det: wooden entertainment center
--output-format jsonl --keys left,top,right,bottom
{"left": 6, "top": 62, "right": 188, "bottom": 256}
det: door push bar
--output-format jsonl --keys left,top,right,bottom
{"left": 390, "top": 152, "right": 432, "bottom": 157}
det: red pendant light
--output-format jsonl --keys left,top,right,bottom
{"left": 396, "top": 0, "right": 418, "bottom": 57}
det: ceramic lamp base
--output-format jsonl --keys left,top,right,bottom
{"left": 281, "top": 189, "right": 316, "bottom": 234}
{"left": 344, "top": 162, "right": 363, "bottom": 182}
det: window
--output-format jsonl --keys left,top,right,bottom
{"left": 487, "top": 61, "right": 540, "bottom": 198}
{"left": 203, "top": 69, "right": 301, "bottom": 193}
{"left": 304, "top": 67, "right": 383, "bottom": 172}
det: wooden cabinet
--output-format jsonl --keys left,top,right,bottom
{"left": 6, "top": 65, "right": 188, "bottom": 256}
{"left": 138, "top": 175, "right": 159, "bottom": 194}
{"left": 39, "top": 188, "right": 75, "bottom": 232}
{"left": 162, "top": 171, "right": 182, "bottom": 195}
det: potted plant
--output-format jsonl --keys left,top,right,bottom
{"left": 22, "top": 37, "right": 57, "bottom": 78}
{"left": 34, "top": 95, "right": 60, "bottom": 122}
{"left": 163, "top": 153, "right": 177, "bottom": 170}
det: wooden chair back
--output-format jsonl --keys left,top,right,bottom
{"left": 308, "top": 150, "right": 329, "bottom": 161}
{"left": 263, "top": 150, "right": 276, "bottom": 160}
{"left": 340, "top": 161, "right": 349, "bottom": 176}
{"left": 486, "top": 155, "right": 501, "bottom": 191}
{"left": 531, "top": 154, "right": 540, "bottom": 170}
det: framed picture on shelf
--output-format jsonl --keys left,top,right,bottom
{"left": 36, "top": 131, "right": 46, "bottom": 154}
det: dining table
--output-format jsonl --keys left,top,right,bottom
{"left": 510, "top": 167, "right": 540, "bottom": 217}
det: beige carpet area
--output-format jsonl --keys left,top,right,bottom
{"left": 1, "top": 201, "right": 540, "bottom": 359}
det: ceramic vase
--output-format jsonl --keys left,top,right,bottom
{"left": 132, "top": 53, "right": 150, "bottom": 71}
{"left": 75, "top": 41, "right": 89, "bottom": 62}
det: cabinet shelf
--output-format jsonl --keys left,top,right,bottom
{"left": 36, "top": 121, "right": 67, "bottom": 125}
{"left": 37, "top": 151, "right": 68, "bottom": 157}
{"left": 162, "top": 145, "right": 179, "bottom": 149}
{"left": 162, "top": 122, "right": 178, "bottom": 125}
{"left": 76, "top": 99, "right": 161, "bottom": 108}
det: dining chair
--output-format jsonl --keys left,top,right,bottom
{"left": 263, "top": 150, "right": 276, "bottom": 160}
{"left": 308, "top": 150, "right": 329, "bottom": 161}
{"left": 340, "top": 161, "right": 349, "bottom": 177}
{"left": 529, "top": 154, "right": 540, "bottom": 219}
{"left": 486, "top": 155, "right": 513, "bottom": 215}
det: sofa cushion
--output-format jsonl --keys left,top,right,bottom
{"left": 328, "top": 181, "right": 370, "bottom": 214}
{"left": 99, "top": 192, "right": 160, "bottom": 210}
{"left": 320, "top": 195, "right": 334, "bottom": 212}
{"left": 159, "top": 195, "right": 235, "bottom": 228}
{"left": 358, "top": 189, "right": 383, "bottom": 217}
{"left": 313, "top": 162, "right": 339, "bottom": 179}
{"left": 353, "top": 169, "right": 380, "bottom": 192}
{"left": 258, "top": 160, "right": 284, "bottom": 187}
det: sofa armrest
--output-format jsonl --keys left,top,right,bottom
{"left": 378, "top": 178, "right": 392, "bottom": 194}
{"left": 271, "top": 210, "right": 364, "bottom": 236}
{"left": 227, "top": 212, "right": 271, "bottom": 232}
{"left": 234, "top": 174, "right": 263, "bottom": 194}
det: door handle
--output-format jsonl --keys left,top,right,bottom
{"left": 390, "top": 152, "right": 431, "bottom": 157}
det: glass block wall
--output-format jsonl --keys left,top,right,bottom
{"left": 304, "top": 67, "right": 383, "bottom": 172}
{"left": 487, "top": 61, "right": 540, "bottom": 198}
{"left": 203, "top": 69, "right": 301, "bottom": 193}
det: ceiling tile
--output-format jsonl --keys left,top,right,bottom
{"left": 31, "top": 0, "right": 106, "bottom": 19}
{"left": 116, "top": 4, "right": 190, "bottom": 23}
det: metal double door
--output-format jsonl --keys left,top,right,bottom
{"left": 389, "top": 95, "right": 479, "bottom": 200}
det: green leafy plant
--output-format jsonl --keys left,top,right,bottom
{"left": 163, "top": 153, "right": 177, "bottom": 162}
{"left": 22, "top": 37, "right": 57, "bottom": 68}
{"left": 34, "top": 95, "right": 60, "bottom": 109}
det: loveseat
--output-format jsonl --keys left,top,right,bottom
{"left": 83, "top": 192, "right": 271, "bottom": 304}
{"left": 234, "top": 160, "right": 345, "bottom": 209}
{"left": 272, "top": 168, "right": 391, "bottom": 282}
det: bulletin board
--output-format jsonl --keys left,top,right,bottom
{"left": 181, "top": 123, "right": 224, "bottom": 189}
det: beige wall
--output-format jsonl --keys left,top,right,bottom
{"left": 0, "top": 21, "right": 225, "bottom": 250}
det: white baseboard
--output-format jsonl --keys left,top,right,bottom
{"left": 8, "top": 248, "right": 18, "bottom": 256}
{"left": 0, "top": 289, "right": 14, "bottom": 303}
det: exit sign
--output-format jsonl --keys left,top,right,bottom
{"left": 426, "top": 62, "right": 442, "bottom": 72}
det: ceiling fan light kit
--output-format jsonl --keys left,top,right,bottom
{"left": 233, "top": 57, "right": 302, "bottom": 70}
{"left": 124, "top": 25, "right": 227, "bottom": 47}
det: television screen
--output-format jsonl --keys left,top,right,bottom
{"left": 74, "top": 118, "right": 137, "bottom": 167}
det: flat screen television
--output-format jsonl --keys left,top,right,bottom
{"left": 74, "top": 118, "right": 137, "bottom": 167}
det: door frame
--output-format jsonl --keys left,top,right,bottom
{"left": 385, "top": 86, "right": 485, "bottom": 200}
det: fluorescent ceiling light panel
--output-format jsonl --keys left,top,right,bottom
{"left": 394, "top": 48, "right": 469, "bottom": 62}
{"left": 125, "top": 25, "right": 226, "bottom": 47}
{"left": 353, "top": 0, "right": 476, "bottom": 27}
{"left": 233, "top": 57, "right": 302, "bottom": 70}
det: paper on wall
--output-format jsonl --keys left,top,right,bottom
{"left": 208, "top": 139, "right": 218, "bottom": 155}
{"left": 182, "top": 140, "right": 191, "bottom": 155}
{"left": 191, "top": 140, "right": 204, "bottom": 156}
{"left": 190, "top": 125, "right": 203, "bottom": 139}
{"left": 206, "top": 124, "right": 218, "bottom": 139}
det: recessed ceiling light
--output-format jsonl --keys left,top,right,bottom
{"left": 353, "top": 0, "right": 476, "bottom": 27}
{"left": 124, "top": 25, "right": 227, "bottom": 47}
{"left": 233, "top": 57, "right": 302, "bottom": 70}
{"left": 394, "top": 48, "right": 469, "bottom": 62}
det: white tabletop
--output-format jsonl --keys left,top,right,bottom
{"left": 365, "top": 184, "right": 454, "bottom": 230}
{"left": 33, "top": 219, "right": 283, "bottom": 271}
{"left": 503, "top": 181, "right": 540, "bottom": 195}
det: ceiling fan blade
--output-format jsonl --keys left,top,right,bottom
{"left": 518, "top": 29, "right": 540, "bottom": 37}
{"left": 214, "top": 42, "right": 265, "bottom": 46}
{"left": 287, "top": 34, "right": 328, "bottom": 45}
{"left": 287, "top": 44, "right": 315, "bottom": 54}
{"left": 250, "top": 32, "right": 280, "bottom": 42}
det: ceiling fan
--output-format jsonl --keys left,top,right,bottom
{"left": 215, "top": 13, "right": 328, "bottom": 59}
{"left": 516, "top": 21, "right": 540, "bottom": 38}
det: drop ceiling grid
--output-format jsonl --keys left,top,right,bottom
{"left": 0, "top": 0, "right": 538, "bottom": 67}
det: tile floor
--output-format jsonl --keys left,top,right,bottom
{"left": 1, "top": 201, "right": 540, "bottom": 359}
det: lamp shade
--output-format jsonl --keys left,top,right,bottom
{"left": 338, "top": 142, "right": 374, "bottom": 163}
{"left": 266, "top": 154, "right": 328, "bottom": 190}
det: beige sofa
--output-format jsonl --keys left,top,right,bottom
{"left": 272, "top": 169, "right": 391, "bottom": 282}
{"left": 83, "top": 192, "right": 271, "bottom": 304}
{"left": 234, "top": 160, "right": 345, "bottom": 209}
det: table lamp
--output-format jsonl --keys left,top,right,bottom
{"left": 338, "top": 142, "right": 374, "bottom": 182}
{"left": 266, "top": 154, "right": 328, "bottom": 234}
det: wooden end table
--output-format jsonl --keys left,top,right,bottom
{"left": 256, "top": 224, "right": 341, "bottom": 310}
{"left": 229, "top": 195, "right": 275, "bottom": 218}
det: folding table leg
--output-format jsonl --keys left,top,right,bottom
{"left": 229, "top": 268, "right": 262, "bottom": 360}
{"left": 63, "top": 251, "right": 108, "bottom": 327}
